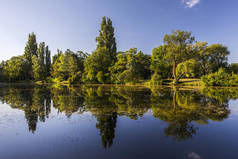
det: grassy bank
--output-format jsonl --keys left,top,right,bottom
{"left": 144, "top": 78, "right": 202, "bottom": 87}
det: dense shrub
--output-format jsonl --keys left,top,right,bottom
{"left": 201, "top": 68, "right": 238, "bottom": 86}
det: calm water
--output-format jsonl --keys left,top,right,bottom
{"left": 0, "top": 84, "right": 238, "bottom": 159}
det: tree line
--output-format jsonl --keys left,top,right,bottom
{"left": 0, "top": 16, "right": 237, "bottom": 85}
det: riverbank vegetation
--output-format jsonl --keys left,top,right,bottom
{"left": 0, "top": 16, "right": 237, "bottom": 86}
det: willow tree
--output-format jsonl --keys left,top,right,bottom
{"left": 163, "top": 30, "right": 195, "bottom": 84}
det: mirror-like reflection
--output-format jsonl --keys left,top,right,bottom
{"left": 0, "top": 84, "right": 236, "bottom": 150}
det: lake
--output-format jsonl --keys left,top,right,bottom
{"left": 0, "top": 84, "right": 238, "bottom": 159}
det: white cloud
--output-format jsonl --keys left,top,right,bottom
{"left": 188, "top": 152, "right": 201, "bottom": 159}
{"left": 182, "top": 0, "right": 200, "bottom": 8}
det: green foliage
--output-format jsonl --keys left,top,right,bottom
{"left": 193, "top": 41, "right": 209, "bottom": 76}
{"left": 194, "top": 42, "right": 230, "bottom": 76}
{"left": 0, "top": 61, "right": 7, "bottom": 81}
{"left": 32, "top": 42, "right": 51, "bottom": 81}
{"left": 0, "top": 21, "right": 233, "bottom": 85}
{"left": 163, "top": 30, "right": 195, "bottom": 83}
{"left": 201, "top": 68, "right": 238, "bottom": 86}
{"left": 52, "top": 49, "right": 87, "bottom": 82}
{"left": 32, "top": 55, "right": 43, "bottom": 80}
{"left": 206, "top": 44, "right": 229, "bottom": 73}
{"left": 150, "top": 45, "right": 171, "bottom": 78}
{"left": 136, "top": 51, "right": 151, "bottom": 80}
{"left": 176, "top": 59, "right": 200, "bottom": 78}
{"left": 84, "top": 47, "right": 112, "bottom": 83}
{"left": 110, "top": 48, "right": 151, "bottom": 84}
{"left": 151, "top": 31, "right": 230, "bottom": 85}
{"left": 69, "top": 71, "right": 83, "bottom": 84}
{"left": 45, "top": 46, "right": 51, "bottom": 77}
{"left": 83, "top": 17, "right": 117, "bottom": 84}
{"left": 24, "top": 32, "right": 38, "bottom": 78}
{"left": 96, "top": 71, "right": 105, "bottom": 84}
{"left": 149, "top": 73, "right": 163, "bottom": 85}
{"left": 3, "top": 56, "right": 27, "bottom": 81}
{"left": 228, "top": 63, "right": 238, "bottom": 74}
{"left": 96, "top": 16, "right": 117, "bottom": 60}
{"left": 0, "top": 85, "right": 233, "bottom": 142}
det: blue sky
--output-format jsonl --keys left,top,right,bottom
{"left": 0, "top": 0, "right": 237, "bottom": 63}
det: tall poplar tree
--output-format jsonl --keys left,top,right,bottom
{"left": 45, "top": 46, "right": 51, "bottom": 77}
{"left": 96, "top": 16, "right": 117, "bottom": 60}
{"left": 33, "top": 42, "right": 51, "bottom": 80}
{"left": 24, "top": 32, "right": 38, "bottom": 79}
{"left": 84, "top": 16, "right": 117, "bottom": 83}
{"left": 37, "top": 42, "right": 45, "bottom": 67}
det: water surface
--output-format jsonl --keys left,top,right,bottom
{"left": 0, "top": 84, "right": 238, "bottom": 159}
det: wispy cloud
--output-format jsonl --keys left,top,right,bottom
{"left": 182, "top": 0, "right": 200, "bottom": 8}
{"left": 188, "top": 152, "right": 201, "bottom": 159}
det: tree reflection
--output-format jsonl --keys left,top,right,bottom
{"left": 51, "top": 87, "right": 84, "bottom": 117}
{"left": 0, "top": 84, "right": 236, "bottom": 146}
{"left": 0, "top": 85, "right": 51, "bottom": 133}
{"left": 96, "top": 113, "right": 117, "bottom": 149}
{"left": 82, "top": 86, "right": 118, "bottom": 149}
{"left": 150, "top": 86, "right": 230, "bottom": 140}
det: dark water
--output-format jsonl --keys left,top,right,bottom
{"left": 0, "top": 84, "right": 238, "bottom": 159}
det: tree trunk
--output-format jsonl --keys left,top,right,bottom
{"left": 173, "top": 61, "right": 176, "bottom": 79}
{"left": 172, "top": 61, "right": 178, "bottom": 84}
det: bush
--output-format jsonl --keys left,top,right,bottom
{"left": 201, "top": 68, "right": 238, "bottom": 86}
{"left": 176, "top": 59, "right": 200, "bottom": 78}
{"left": 149, "top": 73, "right": 163, "bottom": 85}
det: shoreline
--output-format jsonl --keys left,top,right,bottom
{"left": 1, "top": 81, "right": 238, "bottom": 89}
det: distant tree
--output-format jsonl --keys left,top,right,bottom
{"left": 194, "top": 43, "right": 229, "bottom": 75}
{"left": 206, "top": 44, "right": 230, "bottom": 72}
{"left": 135, "top": 51, "right": 151, "bottom": 80}
{"left": 150, "top": 45, "right": 172, "bottom": 78}
{"left": 52, "top": 49, "right": 63, "bottom": 64}
{"left": 24, "top": 32, "right": 38, "bottom": 79}
{"left": 229, "top": 63, "right": 238, "bottom": 74}
{"left": 110, "top": 48, "right": 150, "bottom": 84}
{"left": 124, "top": 52, "right": 139, "bottom": 84}
{"left": 32, "top": 42, "right": 51, "bottom": 80}
{"left": 193, "top": 41, "right": 209, "bottom": 76}
{"left": 37, "top": 42, "right": 46, "bottom": 78}
{"left": 52, "top": 49, "right": 86, "bottom": 82}
{"left": 45, "top": 46, "right": 51, "bottom": 77}
{"left": 0, "top": 61, "right": 6, "bottom": 81}
{"left": 32, "top": 55, "right": 43, "bottom": 80}
{"left": 4, "top": 56, "right": 27, "bottom": 81}
{"left": 84, "top": 47, "right": 112, "bottom": 83}
{"left": 163, "top": 30, "right": 195, "bottom": 84}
